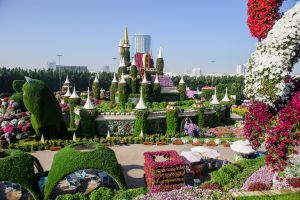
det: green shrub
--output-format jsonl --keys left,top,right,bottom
{"left": 92, "top": 82, "right": 100, "bottom": 100}
{"left": 134, "top": 110, "right": 148, "bottom": 136}
{"left": 13, "top": 80, "right": 25, "bottom": 92}
{"left": 56, "top": 193, "right": 87, "bottom": 200}
{"left": 177, "top": 83, "right": 186, "bottom": 101}
{"left": 166, "top": 109, "right": 179, "bottom": 135}
{"left": 197, "top": 107, "right": 205, "bottom": 128}
{"left": 89, "top": 187, "right": 114, "bottom": 200}
{"left": 156, "top": 58, "right": 164, "bottom": 75}
{"left": 114, "top": 187, "right": 147, "bottom": 200}
{"left": 110, "top": 83, "right": 118, "bottom": 104}
{"left": 211, "top": 164, "right": 240, "bottom": 186}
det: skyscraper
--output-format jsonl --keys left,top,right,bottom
{"left": 236, "top": 64, "right": 246, "bottom": 75}
{"left": 133, "top": 34, "right": 151, "bottom": 54}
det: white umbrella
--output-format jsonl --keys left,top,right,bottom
{"left": 190, "top": 146, "right": 220, "bottom": 159}
{"left": 190, "top": 146, "right": 212, "bottom": 154}
{"left": 180, "top": 151, "right": 202, "bottom": 163}
{"left": 232, "top": 140, "right": 250, "bottom": 146}
{"left": 230, "top": 143, "right": 256, "bottom": 154}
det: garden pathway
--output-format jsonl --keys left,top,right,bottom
{"left": 31, "top": 144, "right": 236, "bottom": 188}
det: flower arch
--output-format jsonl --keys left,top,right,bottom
{"left": 244, "top": 2, "right": 300, "bottom": 105}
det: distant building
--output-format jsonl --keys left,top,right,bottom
{"left": 102, "top": 65, "right": 110, "bottom": 72}
{"left": 236, "top": 64, "right": 246, "bottom": 75}
{"left": 133, "top": 34, "right": 151, "bottom": 54}
{"left": 191, "top": 68, "right": 202, "bottom": 76}
{"left": 47, "top": 61, "right": 56, "bottom": 69}
{"left": 56, "top": 65, "right": 88, "bottom": 73}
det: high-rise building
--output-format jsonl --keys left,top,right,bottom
{"left": 192, "top": 68, "right": 202, "bottom": 77}
{"left": 236, "top": 64, "right": 246, "bottom": 75}
{"left": 102, "top": 65, "right": 110, "bottom": 72}
{"left": 133, "top": 34, "right": 151, "bottom": 54}
{"left": 47, "top": 61, "right": 56, "bottom": 69}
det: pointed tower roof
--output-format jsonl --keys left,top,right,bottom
{"left": 131, "top": 57, "right": 136, "bottom": 66}
{"left": 123, "top": 25, "right": 130, "bottom": 47}
{"left": 211, "top": 87, "right": 220, "bottom": 105}
{"left": 140, "top": 129, "right": 144, "bottom": 138}
{"left": 83, "top": 87, "right": 95, "bottom": 109}
{"left": 73, "top": 132, "right": 76, "bottom": 141}
{"left": 119, "top": 57, "right": 126, "bottom": 67}
{"left": 221, "top": 87, "right": 231, "bottom": 102}
{"left": 118, "top": 39, "right": 123, "bottom": 47}
{"left": 112, "top": 73, "right": 118, "bottom": 83}
{"left": 119, "top": 73, "right": 126, "bottom": 84}
{"left": 142, "top": 72, "right": 148, "bottom": 84}
{"left": 135, "top": 88, "right": 147, "bottom": 110}
{"left": 154, "top": 74, "right": 160, "bottom": 84}
{"left": 93, "top": 73, "right": 99, "bottom": 83}
{"left": 70, "top": 85, "right": 80, "bottom": 99}
{"left": 63, "top": 87, "right": 72, "bottom": 97}
{"left": 179, "top": 76, "right": 185, "bottom": 84}
{"left": 64, "top": 74, "right": 70, "bottom": 84}
{"left": 157, "top": 47, "right": 163, "bottom": 59}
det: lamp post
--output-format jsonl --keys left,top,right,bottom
{"left": 57, "top": 54, "right": 63, "bottom": 90}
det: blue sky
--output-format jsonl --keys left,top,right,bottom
{"left": 0, "top": 0, "right": 299, "bottom": 74}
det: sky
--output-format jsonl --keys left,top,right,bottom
{"left": 0, "top": 0, "right": 299, "bottom": 74}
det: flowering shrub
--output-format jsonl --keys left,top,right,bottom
{"left": 134, "top": 186, "right": 230, "bottom": 200}
{"left": 199, "top": 182, "right": 222, "bottom": 190}
{"left": 244, "top": 102, "right": 272, "bottom": 149}
{"left": 232, "top": 106, "right": 248, "bottom": 117}
{"left": 286, "top": 178, "right": 300, "bottom": 188}
{"left": 186, "top": 123, "right": 200, "bottom": 137}
{"left": 244, "top": 2, "right": 300, "bottom": 105}
{"left": 242, "top": 165, "right": 274, "bottom": 191}
{"left": 144, "top": 151, "right": 186, "bottom": 193}
{"left": 247, "top": 0, "right": 284, "bottom": 41}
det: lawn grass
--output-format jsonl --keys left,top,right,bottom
{"left": 235, "top": 192, "right": 300, "bottom": 200}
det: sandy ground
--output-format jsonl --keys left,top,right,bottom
{"left": 31, "top": 144, "right": 236, "bottom": 188}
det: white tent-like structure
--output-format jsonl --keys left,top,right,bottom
{"left": 221, "top": 87, "right": 230, "bottom": 102}
{"left": 135, "top": 88, "right": 147, "bottom": 110}
{"left": 93, "top": 73, "right": 99, "bottom": 83}
{"left": 83, "top": 87, "right": 95, "bottom": 109}
{"left": 119, "top": 73, "right": 126, "bottom": 84}
{"left": 112, "top": 73, "right": 118, "bottom": 83}
{"left": 180, "top": 151, "right": 202, "bottom": 163}
{"left": 210, "top": 87, "right": 219, "bottom": 105}
{"left": 154, "top": 74, "right": 160, "bottom": 84}
{"left": 73, "top": 133, "right": 77, "bottom": 141}
{"left": 230, "top": 140, "right": 256, "bottom": 154}
{"left": 190, "top": 146, "right": 220, "bottom": 159}
{"left": 142, "top": 72, "right": 148, "bottom": 84}
{"left": 63, "top": 87, "right": 72, "bottom": 97}
{"left": 64, "top": 74, "right": 71, "bottom": 84}
{"left": 179, "top": 76, "right": 185, "bottom": 84}
{"left": 70, "top": 85, "right": 80, "bottom": 99}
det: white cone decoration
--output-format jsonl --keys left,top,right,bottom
{"left": 135, "top": 88, "right": 147, "bottom": 110}
{"left": 221, "top": 87, "right": 231, "bottom": 102}
{"left": 70, "top": 84, "right": 79, "bottom": 99}
{"left": 157, "top": 47, "right": 163, "bottom": 59}
{"left": 131, "top": 57, "right": 136, "bottom": 66}
{"left": 106, "top": 130, "right": 111, "bottom": 139}
{"left": 179, "top": 76, "right": 185, "bottom": 84}
{"left": 119, "top": 73, "right": 126, "bottom": 84}
{"left": 83, "top": 87, "right": 95, "bottom": 109}
{"left": 63, "top": 87, "right": 72, "bottom": 97}
{"left": 154, "top": 74, "right": 160, "bottom": 84}
{"left": 211, "top": 87, "right": 220, "bottom": 105}
{"left": 64, "top": 74, "right": 70, "bottom": 84}
{"left": 93, "top": 73, "right": 99, "bottom": 83}
{"left": 112, "top": 73, "right": 118, "bottom": 83}
{"left": 73, "top": 132, "right": 76, "bottom": 141}
{"left": 142, "top": 72, "right": 148, "bottom": 84}
{"left": 140, "top": 129, "right": 144, "bottom": 138}
{"left": 41, "top": 134, "right": 45, "bottom": 143}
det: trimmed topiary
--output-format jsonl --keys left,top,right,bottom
{"left": 55, "top": 193, "right": 87, "bottom": 200}
{"left": 166, "top": 108, "right": 179, "bottom": 135}
{"left": 177, "top": 83, "right": 186, "bottom": 101}
{"left": 44, "top": 142, "right": 126, "bottom": 200}
{"left": 11, "top": 80, "right": 26, "bottom": 111}
{"left": 153, "top": 83, "right": 161, "bottom": 101}
{"left": 92, "top": 82, "right": 100, "bottom": 100}
{"left": 118, "top": 83, "right": 128, "bottom": 107}
{"left": 89, "top": 187, "right": 114, "bottom": 200}
{"left": 13, "top": 80, "right": 25, "bottom": 92}
{"left": 134, "top": 110, "right": 148, "bottom": 136}
{"left": 197, "top": 107, "right": 205, "bottom": 128}
{"left": 22, "top": 77, "right": 68, "bottom": 139}
{"left": 78, "top": 109, "right": 97, "bottom": 136}
{"left": 156, "top": 58, "right": 164, "bottom": 75}
{"left": 0, "top": 149, "right": 43, "bottom": 200}
{"left": 114, "top": 187, "right": 147, "bottom": 200}
{"left": 211, "top": 164, "right": 240, "bottom": 187}
{"left": 110, "top": 83, "right": 118, "bottom": 104}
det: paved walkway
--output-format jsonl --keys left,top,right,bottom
{"left": 31, "top": 144, "right": 236, "bottom": 188}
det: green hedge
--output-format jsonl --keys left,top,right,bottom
{"left": 211, "top": 164, "right": 240, "bottom": 187}
{"left": 166, "top": 109, "right": 179, "bottom": 135}
{"left": 56, "top": 193, "right": 88, "bottom": 200}
{"left": 13, "top": 80, "right": 25, "bottom": 92}
{"left": 156, "top": 58, "right": 164, "bottom": 75}
{"left": 110, "top": 83, "right": 118, "bottom": 104}
{"left": 78, "top": 109, "right": 97, "bottom": 136}
{"left": 23, "top": 77, "right": 68, "bottom": 139}
{"left": 197, "top": 107, "right": 205, "bottom": 128}
{"left": 114, "top": 187, "right": 147, "bottom": 200}
{"left": 89, "top": 187, "right": 114, "bottom": 200}
{"left": 0, "top": 149, "right": 43, "bottom": 200}
{"left": 141, "top": 83, "right": 151, "bottom": 103}
{"left": 44, "top": 142, "right": 126, "bottom": 200}
{"left": 134, "top": 110, "right": 148, "bottom": 136}
{"left": 118, "top": 83, "right": 128, "bottom": 106}
{"left": 92, "top": 82, "right": 100, "bottom": 100}
{"left": 177, "top": 83, "right": 186, "bottom": 101}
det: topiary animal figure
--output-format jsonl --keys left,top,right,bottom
{"left": 23, "top": 77, "right": 67, "bottom": 139}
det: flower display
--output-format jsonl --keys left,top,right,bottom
{"left": 186, "top": 123, "right": 200, "bottom": 137}
{"left": 247, "top": 0, "right": 284, "bottom": 41}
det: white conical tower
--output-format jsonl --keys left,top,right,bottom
{"left": 221, "top": 87, "right": 231, "bottom": 102}
{"left": 119, "top": 57, "right": 126, "bottom": 67}
{"left": 112, "top": 73, "right": 118, "bottom": 83}
{"left": 142, "top": 72, "right": 148, "bottom": 84}
{"left": 211, "top": 87, "right": 220, "bottom": 105}
{"left": 64, "top": 74, "right": 70, "bottom": 84}
{"left": 70, "top": 85, "right": 80, "bottom": 99}
{"left": 154, "top": 74, "right": 160, "bottom": 84}
{"left": 135, "top": 88, "right": 147, "bottom": 110}
{"left": 63, "top": 87, "right": 72, "bottom": 97}
{"left": 131, "top": 57, "right": 136, "bottom": 66}
{"left": 41, "top": 134, "right": 45, "bottom": 143}
{"left": 73, "top": 132, "right": 76, "bottom": 141}
{"left": 157, "top": 47, "right": 163, "bottom": 59}
{"left": 179, "top": 76, "right": 185, "bottom": 84}
{"left": 140, "top": 129, "right": 144, "bottom": 138}
{"left": 106, "top": 130, "right": 111, "bottom": 139}
{"left": 83, "top": 87, "right": 95, "bottom": 109}
{"left": 93, "top": 73, "right": 99, "bottom": 83}
{"left": 119, "top": 73, "right": 126, "bottom": 84}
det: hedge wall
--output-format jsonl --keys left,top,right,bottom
{"left": 197, "top": 107, "right": 205, "bottom": 128}
{"left": 177, "top": 84, "right": 186, "bottom": 101}
{"left": 110, "top": 83, "right": 118, "bottom": 104}
{"left": 22, "top": 77, "right": 68, "bottom": 139}
{"left": 134, "top": 110, "right": 148, "bottom": 136}
{"left": 78, "top": 109, "right": 97, "bottom": 136}
{"left": 0, "top": 149, "right": 43, "bottom": 200}
{"left": 44, "top": 142, "right": 126, "bottom": 200}
{"left": 92, "top": 82, "right": 100, "bottom": 100}
{"left": 118, "top": 83, "right": 128, "bottom": 106}
{"left": 166, "top": 109, "right": 179, "bottom": 135}
{"left": 156, "top": 58, "right": 164, "bottom": 75}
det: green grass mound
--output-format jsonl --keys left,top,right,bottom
{"left": 44, "top": 142, "right": 126, "bottom": 200}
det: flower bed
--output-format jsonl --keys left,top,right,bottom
{"left": 144, "top": 150, "right": 186, "bottom": 193}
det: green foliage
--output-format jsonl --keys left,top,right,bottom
{"left": 122, "top": 49, "right": 130, "bottom": 65}
{"left": 153, "top": 83, "right": 161, "bottom": 101}
{"left": 118, "top": 83, "right": 128, "bottom": 107}
{"left": 197, "top": 107, "right": 205, "bottom": 128}
{"left": 55, "top": 193, "right": 87, "bottom": 200}
{"left": 211, "top": 164, "right": 240, "bottom": 187}
{"left": 131, "top": 78, "right": 137, "bottom": 94}
{"left": 134, "top": 110, "right": 148, "bottom": 136}
{"left": 92, "top": 82, "right": 100, "bottom": 100}
{"left": 44, "top": 142, "right": 126, "bottom": 200}
{"left": 0, "top": 149, "right": 43, "bottom": 200}
{"left": 235, "top": 192, "right": 300, "bottom": 200}
{"left": 117, "top": 67, "right": 127, "bottom": 78}
{"left": 166, "top": 108, "right": 179, "bottom": 135}
{"left": 89, "top": 187, "right": 114, "bottom": 200}
{"left": 141, "top": 83, "right": 151, "bottom": 102}
{"left": 78, "top": 110, "right": 97, "bottom": 136}
{"left": 23, "top": 77, "right": 67, "bottom": 139}
{"left": 13, "top": 80, "right": 25, "bottom": 92}
{"left": 68, "top": 98, "right": 80, "bottom": 129}
{"left": 110, "top": 83, "right": 118, "bottom": 103}
{"left": 130, "top": 65, "right": 138, "bottom": 78}
{"left": 10, "top": 92, "right": 26, "bottom": 111}
{"left": 201, "top": 89, "right": 214, "bottom": 101}
{"left": 114, "top": 187, "right": 147, "bottom": 200}
{"left": 156, "top": 58, "right": 164, "bottom": 75}
{"left": 177, "top": 83, "right": 186, "bottom": 101}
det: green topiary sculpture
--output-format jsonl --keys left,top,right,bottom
{"left": 23, "top": 77, "right": 68, "bottom": 139}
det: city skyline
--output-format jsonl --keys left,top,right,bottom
{"left": 0, "top": 0, "right": 299, "bottom": 74}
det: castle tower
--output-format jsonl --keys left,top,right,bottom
{"left": 122, "top": 25, "right": 130, "bottom": 65}
{"left": 156, "top": 47, "right": 164, "bottom": 75}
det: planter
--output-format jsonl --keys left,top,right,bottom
{"left": 172, "top": 140, "right": 184, "bottom": 145}
{"left": 223, "top": 143, "right": 230, "bottom": 147}
{"left": 156, "top": 142, "right": 168, "bottom": 146}
{"left": 192, "top": 142, "right": 203, "bottom": 146}
{"left": 206, "top": 141, "right": 216, "bottom": 146}
{"left": 50, "top": 146, "right": 61, "bottom": 151}
{"left": 144, "top": 142, "right": 154, "bottom": 145}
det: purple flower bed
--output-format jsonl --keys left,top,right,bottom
{"left": 242, "top": 165, "right": 274, "bottom": 191}
{"left": 134, "top": 186, "right": 230, "bottom": 200}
